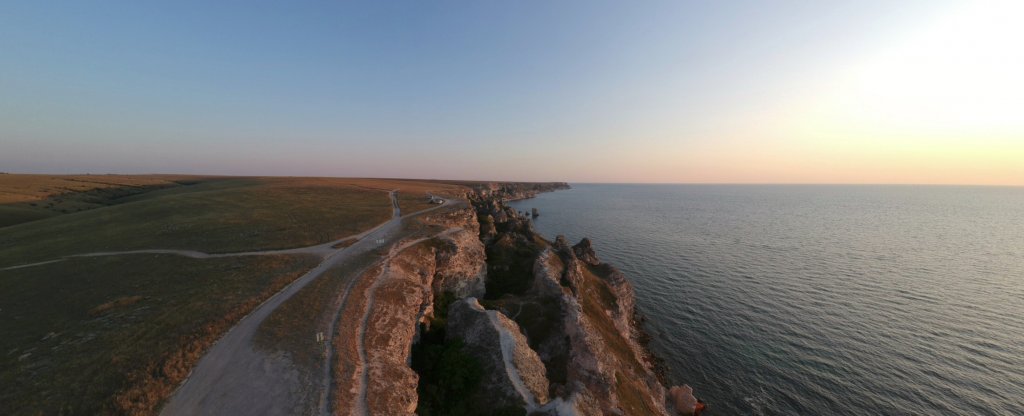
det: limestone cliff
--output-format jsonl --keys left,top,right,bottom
{"left": 334, "top": 203, "right": 489, "bottom": 415}
{"left": 446, "top": 298, "right": 550, "bottom": 411}
{"left": 351, "top": 184, "right": 697, "bottom": 416}
{"left": 449, "top": 187, "right": 698, "bottom": 416}
{"left": 459, "top": 181, "right": 570, "bottom": 202}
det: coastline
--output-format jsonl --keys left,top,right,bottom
{"left": 444, "top": 182, "right": 697, "bottom": 415}
{"left": 505, "top": 186, "right": 674, "bottom": 387}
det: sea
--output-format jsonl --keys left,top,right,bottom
{"left": 510, "top": 184, "right": 1024, "bottom": 415}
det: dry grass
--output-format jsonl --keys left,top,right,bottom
{"left": 254, "top": 249, "right": 381, "bottom": 372}
{"left": 0, "top": 175, "right": 468, "bottom": 229}
{"left": 88, "top": 295, "right": 145, "bottom": 317}
{"left": 0, "top": 253, "right": 319, "bottom": 416}
{"left": 331, "top": 263, "right": 381, "bottom": 415}
{"left": 339, "top": 178, "right": 466, "bottom": 214}
{"left": 0, "top": 175, "right": 469, "bottom": 415}
{"left": 0, "top": 177, "right": 396, "bottom": 268}
{"left": 256, "top": 204, "right": 459, "bottom": 414}
{"left": 331, "top": 238, "right": 358, "bottom": 249}
{"left": 0, "top": 174, "right": 200, "bottom": 205}
{"left": 0, "top": 174, "right": 206, "bottom": 227}
{"left": 577, "top": 267, "right": 659, "bottom": 415}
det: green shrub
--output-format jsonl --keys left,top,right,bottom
{"left": 412, "top": 339, "right": 484, "bottom": 416}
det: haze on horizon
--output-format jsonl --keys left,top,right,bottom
{"left": 2, "top": 1, "right": 1021, "bottom": 186}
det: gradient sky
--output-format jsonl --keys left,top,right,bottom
{"left": 2, "top": 1, "right": 1021, "bottom": 184}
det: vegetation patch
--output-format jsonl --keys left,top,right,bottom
{"left": 411, "top": 332, "right": 527, "bottom": 416}
{"left": 412, "top": 336, "right": 484, "bottom": 416}
{"left": 88, "top": 295, "right": 145, "bottom": 317}
{"left": 0, "top": 174, "right": 202, "bottom": 227}
{"left": 483, "top": 234, "right": 542, "bottom": 299}
{"left": 0, "top": 178, "right": 394, "bottom": 267}
{"left": 255, "top": 249, "right": 378, "bottom": 371}
{"left": 0, "top": 253, "right": 319, "bottom": 416}
{"left": 577, "top": 268, "right": 658, "bottom": 414}
{"left": 579, "top": 268, "right": 642, "bottom": 374}
{"left": 429, "top": 291, "right": 458, "bottom": 329}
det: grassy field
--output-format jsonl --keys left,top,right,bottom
{"left": 359, "top": 179, "right": 465, "bottom": 214}
{"left": 0, "top": 253, "right": 320, "bottom": 416}
{"left": 254, "top": 247, "right": 384, "bottom": 372}
{"left": 255, "top": 207, "right": 452, "bottom": 372}
{"left": 0, "top": 174, "right": 473, "bottom": 415}
{"left": 255, "top": 204, "right": 458, "bottom": 416}
{"left": 0, "top": 174, "right": 202, "bottom": 228}
{"left": 0, "top": 178, "right": 398, "bottom": 268}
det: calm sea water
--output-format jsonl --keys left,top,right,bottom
{"left": 510, "top": 184, "right": 1024, "bottom": 415}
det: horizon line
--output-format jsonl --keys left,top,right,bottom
{"left": 1, "top": 172, "right": 1021, "bottom": 188}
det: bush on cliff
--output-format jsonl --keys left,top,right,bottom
{"left": 412, "top": 339, "right": 482, "bottom": 416}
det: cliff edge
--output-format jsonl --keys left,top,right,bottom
{"left": 407, "top": 183, "right": 699, "bottom": 416}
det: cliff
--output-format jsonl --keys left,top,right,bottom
{"left": 330, "top": 203, "right": 489, "bottom": 415}
{"left": 347, "top": 183, "right": 697, "bottom": 415}
{"left": 454, "top": 181, "right": 570, "bottom": 202}
{"left": 413, "top": 185, "right": 697, "bottom": 415}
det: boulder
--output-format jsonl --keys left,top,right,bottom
{"left": 667, "top": 385, "right": 698, "bottom": 415}
{"left": 571, "top": 238, "right": 600, "bottom": 266}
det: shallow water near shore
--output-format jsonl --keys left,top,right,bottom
{"left": 510, "top": 184, "right": 1024, "bottom": 415}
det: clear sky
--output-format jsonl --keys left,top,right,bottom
{"left": 2, "top": 1, "right": 1021, "bottom": 185}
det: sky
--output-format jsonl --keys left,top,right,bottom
{"left": 1, "top": 0, "right": 1021, "bottom": 185}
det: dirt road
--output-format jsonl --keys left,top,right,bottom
{"left": 157, "top": 192, "right": 454, "bottom": 416}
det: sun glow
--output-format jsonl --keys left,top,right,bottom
{"left": 806, "top": 1, "right": 1024, "bottom": 136}
{"left": 757, "top": 1, "right": 1024, "bottom": 185}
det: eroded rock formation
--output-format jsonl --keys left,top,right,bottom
{"left": 332, "top": 203, "right": 489, "bottom": 415}
{"left": 341, "top": 183, "right": 697, "bottom": 416}
{"left": 446, "top": 298, "right": 549, "bottom": 411}
{"left": 444, "top": 185, "right": 696, "bottom": 415}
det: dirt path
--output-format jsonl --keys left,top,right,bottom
{"left": 351, "top": 238, "right": 416, "bottom": 416}
{"left": 343, "top": 226, "right": 463, "bottom": 416}
{"left": 157, "top": 192, "right": 455, "bottom": 416}
{"left": 0, "top": 190, "right": 459, "bottom": 414}
{"left": 351, "top": 253, "right": 389, "bottom": 416}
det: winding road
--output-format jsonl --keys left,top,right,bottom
{"left": 1, "top": 190, "right": 460, "bottom": 415}
{"left": 155, "top": 191, "right": 456, "bottom": 416}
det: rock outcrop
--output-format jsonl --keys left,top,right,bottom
{"left": 571, "top": 238, "right": 600, "bottom": 266}
{"left": 446, "top": 298, "right": 550, "bottom": 411}
{"left": 458, "top": 189, "right": 697, "bottom": 416}
{"left": 420, "top": 207, "right": 487, "bottom": 299}
{"left": 667, "top": 385, "right": 700, "bottom": 415}
{"left": 349, "top": 182, "right": 695, "bottom": 416}
{"left": 337, "top": 202, "right": 489, "bottom": 415}
{"left": 463, "top": 182, "right": 570, "bottom": 202}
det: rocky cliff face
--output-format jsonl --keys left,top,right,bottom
{"left": 446, "top": 298, "right": 549, "bottom": 411}
{"left": 348, "top": 184, "right": 698, "bottom": 416}
{"left": 462, "top": 182, "right": 570, "bottom": 202}
{"left": 334, "top": 203, "right": 489, "bottom": 416}
{"left": 420, "top": 207, "right": 488, "bottom": 301}
{"left": 449, "top": 188, "right": 699, "bottom": 416}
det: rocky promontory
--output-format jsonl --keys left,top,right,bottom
{"left": 456, "top": 181, "right": 570, "bottom": 202}
{"left": 405, "top": 184, "right": 699, "bottom": 415}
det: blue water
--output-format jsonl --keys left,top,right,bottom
{"left": 510, "top": 184, "right": 1024, "bottom": 415}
